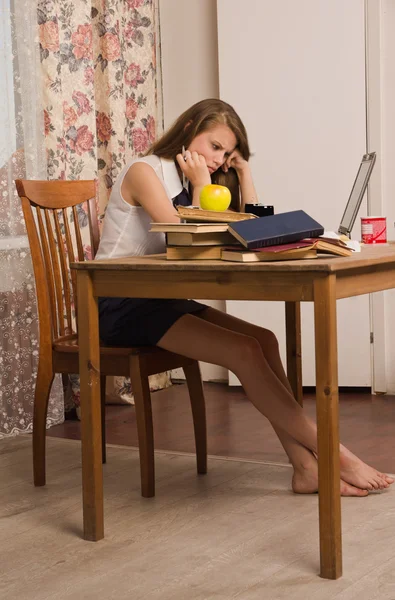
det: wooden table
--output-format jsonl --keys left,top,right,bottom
{"left": 71, "top": 245, "right": 395, "bottom": 579}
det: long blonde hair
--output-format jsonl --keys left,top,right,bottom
{"left": 146, "top": 99, "right": 250, "bottom": 211}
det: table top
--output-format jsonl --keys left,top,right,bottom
{"left": 71, "top": 244, "right": 395, "bottom": 274}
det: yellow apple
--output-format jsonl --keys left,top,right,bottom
{"left": 199, "top": 184, "right": 231, "bottom": 211}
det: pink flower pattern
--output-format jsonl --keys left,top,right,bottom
{"left": 84, "top": 67, "right": 95, "bottom": 85}
{"left": 39, "top": 20, "right": 60, "bottom": 52}
{"left": 146, "top": 114, "right": 156, "bottom": 143}
{"left": 126, "top": 0, "right": 144, "bottom": 7}
{"left": 132, "top": 128, "right": 149, "bottom": 153}
{"left": 44, "top": 109, "right": 51, "bottom": 135}
{"left": 71, "top": 24, "right": 93, "bottom": 60}
{"left": 126, "top": 96, "right": 138, "bottom": 121}
{"left": 96, "top": 112, "right": 112, "bottom": 143}
{"left": 101, "top": 33, "right": 121, "bottom": 62}
{"left": 124, "top": 63, "right": 145, "bottom": 88}
{"left": 69, "top": 125, "right": 94, "bottom": 155}
{"left": 63, "top": 102, "right": 78, "bottom": 129}
{"left": 72, "top": 91, "right": 92, "bottom": 116}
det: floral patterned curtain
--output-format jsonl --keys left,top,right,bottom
{"left": 40, "top": 0, "right": 162, "bottom": 215}
{"left": 0, "top": 0, "right": 165, "bottom": 436}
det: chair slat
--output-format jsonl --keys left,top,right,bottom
{"left": 53, "top": 210, "right": 73, "bottom": 333}
{"left": 87, "top": 197, "right": 100, "bottom": 257}
{"left": 72, "top": 206, "right": 85, "bottom": 261}
{"left": 45, "top": 209, "right": 65, "bottom": 337}
{"left": 36, "top": 207, "right": 58, "bottom": 339}
{"left": 62, "top": 208, "right": 76, "bottom": 265}
{"left": 63, "top": 208, "right": 79, "bottom": 324}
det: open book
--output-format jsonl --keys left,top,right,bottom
{"left": 176, "top": 206, "right": 257, "bottom": 223}
{"left": 319, "top": 231, "right": 361, "bottom": 252}
{"left": 221, "top": 237, "right": 353, "bottom": 262}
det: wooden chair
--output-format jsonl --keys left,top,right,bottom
{"left": 15, "top": 179, "right": 207, "bottom": 497}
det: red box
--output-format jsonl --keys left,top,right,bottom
{"left": 360, "top": 216, "right": 387, "bottom": 244}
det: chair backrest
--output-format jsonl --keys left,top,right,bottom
{"left": 15, "top": 180, "right": 98, "bottom": 348}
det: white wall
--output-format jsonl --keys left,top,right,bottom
{"left": 159, "top": 0, "right": 219, "bottom": 126}
{"left": 217, "top": 0, "right": 371, "bottom": 388}
{"left": 159, "top": 0, "right": 395, "bottom": 392}
{"left": 159, "top": 0, "right": 227, "bottom": 382}
{"left": 382, "top": 1, "right": 395, "bottom": 392}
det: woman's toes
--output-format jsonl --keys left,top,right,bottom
{"left": 340, "top": 481, "right": 369, "bottom": 497}
{"left": 374, "top": 476, "right": 388, "bottom": 490}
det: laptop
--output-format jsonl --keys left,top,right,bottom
{"left": 338, "top": 152, "right": 376, "bottom": 237}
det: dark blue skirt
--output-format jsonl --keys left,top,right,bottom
{"left": 99, "top": 297, "right": 207, "bottom": 347}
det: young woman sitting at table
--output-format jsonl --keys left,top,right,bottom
{"left": 96, "top": 98, "right": 394, "bottom": 496}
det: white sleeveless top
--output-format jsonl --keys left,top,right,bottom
{"left": 95, "top": 155, "right": 183, "bottom": 260}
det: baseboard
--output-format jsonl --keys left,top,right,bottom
{"left": 302, "top": 386, "right": 372, "bottom": 394}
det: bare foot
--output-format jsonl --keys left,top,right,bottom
{"left": 292, "top": 467, "right": 368, "bottom": 497}
{"left": 339, "top": 446, "right": 394, "bottom": 491}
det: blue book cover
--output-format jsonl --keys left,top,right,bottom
{"left": 228, "top": 210, "right": 324, "bottom": 249}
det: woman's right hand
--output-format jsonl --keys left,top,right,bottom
{"left": 176, "top": 150, "right": 211, "bottom": 189}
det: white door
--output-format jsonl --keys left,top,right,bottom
{"left": 217, "top": 0, "right": 371, "bottom": 386}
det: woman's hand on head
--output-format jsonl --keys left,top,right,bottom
{"left": 176, "top": 150, "right": 211, "bottom": 188}
{"left": 221, "top": 148, "right": 249, "bottom": 175}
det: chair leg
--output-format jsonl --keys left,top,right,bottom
{"left": 183, "top": 361, "right": 207, "bottom": 475}
{"left": 129, "top": 355, "right": 155, "bottom": 498}
{"left": 61, "top": 373, "right": 69, "bottom": 402}
{"left": 33, "top": 363, "right": 54, "bottom": 486}
{"left": 100, "top": 375, "right": 107, "bottom": 464}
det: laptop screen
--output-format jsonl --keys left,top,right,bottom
{"left": 338, "top": 152, "right": 376, "bottom": 236}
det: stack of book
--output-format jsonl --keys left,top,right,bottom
{"left": 150, "top": 208, "right": 355, "bottom": 261}
{"left": 150, "top": 221, "right": 241, "bottom": 260}
{"left": 221, "top": 238, "right": 353, "bottom": 262}
{"left": 223, "top": 210, "right": 354, "bottom": 261}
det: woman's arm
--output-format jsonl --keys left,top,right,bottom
{"left": 222, "top": 151, "right": 258, "bottom": 212}
{"left": 176, "top": 150, "right": 211, "bottom": 206}
{"left": 121, "top": 162, "right": 180, "bottom": 223}
{"left": 236, "top": 165, "right": 258, "bottom": 212}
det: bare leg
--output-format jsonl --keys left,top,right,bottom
{"left": 197, "top": 308, "right": 391, "bottom": 494}
{"left": 202, "top": 308, "right": 394, "bottom": 491}
{"left": 199, "top": 308, "right": 331, "bottom": 493}
{"left": 157, "top": 309, "right": 393, "bottom": 493}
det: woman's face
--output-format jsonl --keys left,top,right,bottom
{"left": 187, "top": 124, "right": 237, "bottom": 174}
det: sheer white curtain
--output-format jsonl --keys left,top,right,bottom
{"left": 0, "top": 0, "right": 63, "bottom": 437}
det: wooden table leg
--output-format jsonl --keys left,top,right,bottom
{"left": 313, "top": 274, "right": 342, "bottom": 579}
{"left": 77, "top": 270, "right": 104, "bottom": 541}
{"left": 285, "top": 301, "right": 303, "bottom": 406}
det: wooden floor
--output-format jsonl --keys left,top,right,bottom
{"left": 2, "top": 435, "right": 395, "bottom": 598}
{"left": 48, "top": 382, "right": 395, "bottom": 474}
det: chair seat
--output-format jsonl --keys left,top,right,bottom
{"left": 52, "top": 335, "right": 195, "bottom": 378}
{"left": 53, "top": 336, "right": 165, "bottom": 357}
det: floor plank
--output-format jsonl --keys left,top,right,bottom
{"left": 48, "top": 382, "right": 395, "bottom": 474}
{"left": 1, "top": 436, "right": 394, "bottom": 600}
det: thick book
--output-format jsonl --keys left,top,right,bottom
{"left": 166, "top": 230, "right": 237, "bottom": 246}
{"left": 176, "top": 206, "right": 257, "bottom": 224}
{"left": 221, "top": 246, "right": 317, "bottom": 263}
{"left": 228, "top": 210, "right": 324, "bottom": 249}
{"left": 150, "top": 222, "right": 229, "bottom": 234}
{"left": 166, "top": 245, "right": 223, "bottom": 260}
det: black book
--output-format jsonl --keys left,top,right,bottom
{"left": 228, "top": 210, "right": 324, "bottom": 250}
